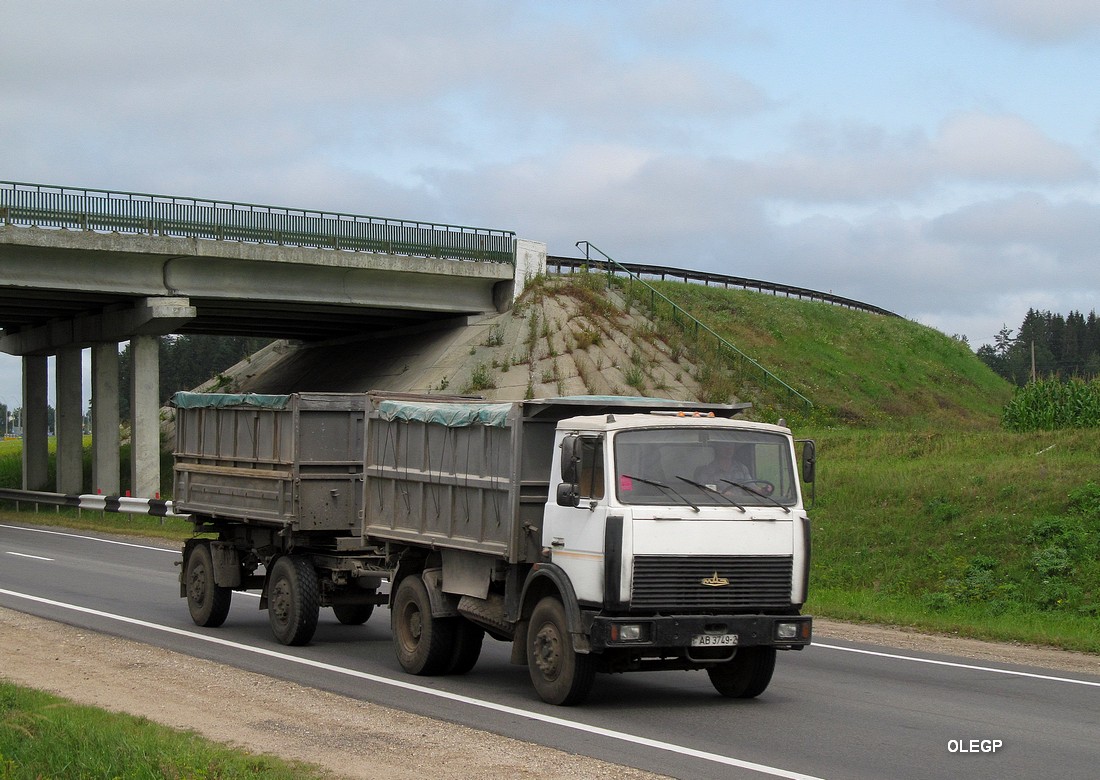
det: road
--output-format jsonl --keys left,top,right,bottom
{"left": 2, "top": 521, "right": 1097, "bottom": 780}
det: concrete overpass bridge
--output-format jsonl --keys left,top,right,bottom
{"left": 0, "top": 180, "right": 544, "bottom": 498}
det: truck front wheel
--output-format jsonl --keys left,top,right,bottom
{"left": 392, "top": 575, "right": 456, "bottom": 675}
{"left": 267, "top": 555, "right": 320, "bottom": 646}
{"left": 707, "top": 646, "right": 776, "bottom": 698}
{"left": 184, "top": 541, "right": 232, "bottom": 628}
{"left": 528, "top": 596, "right": 595, "bottom": 705}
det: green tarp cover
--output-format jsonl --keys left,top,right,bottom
{"left": 172, "top": 392, "right": 291, "bottom": 409}
{"left": 376, "top": 399, "right": 512, "bottom": 428}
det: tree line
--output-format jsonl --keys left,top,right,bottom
{"left": 977, "top": 308, "right": 1100, "bottom": 387}
{"left": 119, "top": 335, "right": 270, "bottom": 416}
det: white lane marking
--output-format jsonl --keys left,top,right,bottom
{"left": 814, "top": 643, "right": 1100, "bottom": 688}
{"left": 0, "top": 588, "right": 824, "bottom": 780}
{"left": 0, "top": 523, "right": 178, "bottom": 554}
{"left": 5, "top": 551, "right": 54, "bottom": 561}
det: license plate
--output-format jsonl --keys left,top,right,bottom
{"left": 691, "top": 633, "right": 739, "bottom": 647}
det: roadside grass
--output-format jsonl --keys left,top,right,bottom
{"left": 0, "top": 680, "right": 333, "bottom": 780}
{"left": 0, "top": 506, "right": 194, "bottom": 542}
{"left": 807, "top": 426, "right": 1100, "bottom": 653}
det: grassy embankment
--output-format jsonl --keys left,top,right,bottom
{"left": 647, "top": 282, "right": 1099, "bottom": 653}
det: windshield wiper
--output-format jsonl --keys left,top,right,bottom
{"left": 719, "top": 479, "right": 791, "bottom": 513}
{"left": 674, "top": 475, "right": 745, "bottom": 512}
{"left": 622, "top": 474, "right": 699, "bottom": 512}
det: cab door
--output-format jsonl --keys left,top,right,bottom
{"left": 543, "top": 434, "right": 608, "bottom": 604}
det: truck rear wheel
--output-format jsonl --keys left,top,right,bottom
{"left": 447, "top": 618, "right": 485, "bottom": 675}
{"left": 707, "top": 646, "right": 776, "bottom": 698}
{"left": 528, "top": 596, "right": 595, "bottom": 705}
{"left": 392, "top": 575, "right": 456, "bottom": 675}
{"left": 267, "top": 555, "right": 320, "bottom": 646}
{"left": 184, "top": 541, "right": 232, "bottom": 628}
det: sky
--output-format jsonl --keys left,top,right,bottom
{"left": 2, "top": 0, "right": 1099, "bottom": 413}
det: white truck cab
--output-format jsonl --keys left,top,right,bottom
{"left": 532, "top": 410, "right": 813, "bottom": 702}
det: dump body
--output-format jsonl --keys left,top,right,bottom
{"left": 361, "top": 396, "right": 547, "bottom": 563}
{"left": 173, "top": 392, "right": 366, "bottom": 532}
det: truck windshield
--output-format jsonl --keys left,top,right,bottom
{"left": 614, "top": 428, "right": 798, "bottom": 508}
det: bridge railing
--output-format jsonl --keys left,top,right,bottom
{"left": 0, "top": 180, "right": 516, "bottom": 264}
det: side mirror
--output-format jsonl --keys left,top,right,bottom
{"left": 800, "top": 440, "right": 816, "bottom": 484}
{"left": 556, "top": 481, "right": 580, "bottom": 508}
{"left": 560, "top": 435, "right": 579, "bottom": 484}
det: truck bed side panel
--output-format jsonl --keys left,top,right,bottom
{"left": 363, "top": 409, "right": 519, "bottom": 557}
{"left": 173, "top": 393, "right": 365, "bottom": 531}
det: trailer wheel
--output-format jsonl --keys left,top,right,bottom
{"left": 267, "top": 555, "right": 320, "bottom": 646}
{"left": 392, "top": 575, "right": 456, "bottom": 675}
{"left": 528, "top": 596, "right": 595, "bottom": 705}
{"left": 185, "top": 541, "right": 232, "bottom": 628}
{"left": 447, "top": 618, "right": 485, "bottom": 675}
{"left": 332, "top": 602, "right": 375, "bottom": 625}
{"left": 707, "top": 646, "right": 776, "bottom": 698}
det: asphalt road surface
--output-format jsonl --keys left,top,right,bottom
{"left": 2, "top": 521, "right": 1097, "bottom": 780}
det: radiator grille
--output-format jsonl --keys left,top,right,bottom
{"left": 631, "top": 555, "right": 793, "bottom": 611}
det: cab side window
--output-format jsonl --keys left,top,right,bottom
{"left": 577, "top": 437, "right": 605, "bottom": 500}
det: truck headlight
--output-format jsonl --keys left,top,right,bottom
{"left": 610, "top": 623, "right": 648, "bottom": 642}
{"left": 776, "top": 622, "right": 801, "bottom": 640}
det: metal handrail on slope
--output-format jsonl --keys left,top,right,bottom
{"left": 574, "top": 241, "right": 813, "bottom": 411}
{"left": 547, "top": 254, "right": 897, "bottom": 317}
{"left": 0, "top": 180, "right": 516, "bottom": 265}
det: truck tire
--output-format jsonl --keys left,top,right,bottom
{"left": 527, "top": 596, "right": 595, "bottom": 705}
{"left": 184, "top": 541, "right": 232, "bottom": 628}
{"left": 267, "top": 555, "right": 320, "bottom": 646}
{"left": 332, "top": 601, "right": 375, "bottom": 625}
{"left": 707, "top": 646, "right": 776, "bottom": 698}
{"left": 447, "top": 618, "right": 485, "bottom": 675}
{"left": 392, "top": 575, "right": 456, "bottom": 675}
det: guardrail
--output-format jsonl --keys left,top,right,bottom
{"left": 0, "top": 180, "right": 516, "bottom": 265}
{"left": 570, "top": 242, "right": 814, "bottom": 412}
{"left": 0, "top": 488, "right": 187, "bottom": 519}
{"left": 548, "top": 254, "right": 897, "bottom": 318}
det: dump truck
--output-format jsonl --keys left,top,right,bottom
{"left": 174, "top": 391, "right": 815, "bottom": 705}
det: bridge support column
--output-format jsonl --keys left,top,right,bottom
{"left": 55, "top": 347, "right": 84, "bottom": 494}
{"left": 92, "top": 342, "right": 120, "bottom": 495}
{"left": 130, "top": 335, "right": 161, "bottom": 498}
{"left": 21, "top": 355, "right": 49, "bottom": 491}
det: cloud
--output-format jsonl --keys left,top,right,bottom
{"left": 941, "top": 0, "right": 1100, "bottom": 44}
{"left": 739, "top": 112, "right": 1095, "bottom": 205}
{"left": 927, "top": 193, "right": 1100, "bottom": 272}
{"left": 932, "top": 114, "right": 1096, "bottom": 182}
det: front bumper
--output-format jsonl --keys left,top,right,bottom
{"left": 588, "top": 613, "right": 812, "bottom": 651}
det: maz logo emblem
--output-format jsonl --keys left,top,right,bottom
{"left": 701, "top": 571, "right": 730, "bottom": 587}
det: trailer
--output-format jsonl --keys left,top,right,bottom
{"left": 175, "top": 390, "right": 815, "bottom": 704}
